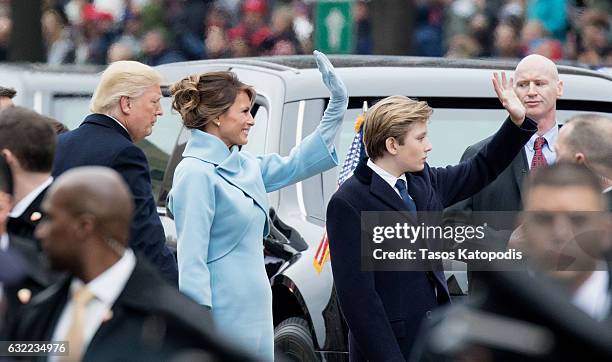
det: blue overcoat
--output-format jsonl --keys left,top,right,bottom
{"left": 168, "top": 128, "right": 338, "bottom": 361}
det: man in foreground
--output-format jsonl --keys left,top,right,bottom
{"left": 10, "top": 167, "right": 253, "bottom": 361}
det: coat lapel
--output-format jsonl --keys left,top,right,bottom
{"left": 182, "top": 129, "right": 270, "bottom": 229}
{"left": 370, "top": 175, "right": 408, "bottom": 212}
{"left": 20, "top": 277, "right": 71, "bottom": 341}
{"left": 354, "top": 160, "right": 406, "bottom": 212}
{"left": 405, "top": 172, "right": 428, "bottom": 210}
{"left": 215, "top": 148, "right": 269, "bottom": 216}
{"left": 86, "top": 258, "right": 158, "bottom": 353}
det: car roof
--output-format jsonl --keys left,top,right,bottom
{"left": 157, "top": 55, "right": 612, "bottom": 104}
{"left": 159, "top": 55, "right": 612, "bottom": 79}
{"left": 0, "top": 63, "right": 102, "bottom": 93}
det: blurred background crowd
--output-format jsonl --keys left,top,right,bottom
{"left": 0, "top": 0, "right": 610, "bottom": 68}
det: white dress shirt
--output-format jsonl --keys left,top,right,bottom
{"left": 524, "top": 124, "right": 558, "bottom": 169}
{"left": 367, "top": 159, "right": 410, "bottom": 199}
{"left": 572, "top": 269, "right": 611, "bottom": 321}
{"left": 0, "top": 232, "right": 8, "bottom": 301}
{"left": 0, "top": 232, "right": 8, "bottom": 251}
{"left": 50, "top": 249, "right": 136, "bottom": 362}
{"left": 9, "top": 177, "right": 53, "bottom": 218}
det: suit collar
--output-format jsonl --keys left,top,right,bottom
{"left": 9, "top": 178, "right": 52, "bottom": 218}
{"left": 27, "top": 257, "right": 162, "bottom": 311}
{"left": 181, "top": 129, "right": 269, "bottom": 234}
{"left": 26, "top": 276, "right": 71, "bottom": 340}
{"left": 110, "top": 257, "right": 167, "bottom": 311}
{"left": 366, "top": 159, "right": 407, "bottom": 191}
{"left": 183, "top": 129, "right": 241, "bottom": 174}
{"left": 354, "top": 159, "right": 413, "bottom": 212}
{"left": 82, "top": 114, "right": 132, "bottom": 142}
{"left": 526, "top": 122, "right": 559, "bottom": 152}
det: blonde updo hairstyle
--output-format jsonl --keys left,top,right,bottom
{"left": 170, "top": 71, "right": 256, "bottom": 131}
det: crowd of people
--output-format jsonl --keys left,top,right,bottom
{"left": 0, "top": 25, "right": 611, "bottom": 360}
{"left": 0, "top": 0, "right": 609, "bottom": 67}
{"left": 422, "top": 0, "right": 611, "bottom": 67}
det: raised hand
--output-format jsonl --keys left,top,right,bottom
{"left": 492, "top": 72, "right": 525, "bottom": 126}
{"left": 314, "top": 50, "right": 348, "bottom": 102}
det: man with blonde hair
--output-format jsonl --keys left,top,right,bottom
{"left": 52, "top": 61, "right": 178, "bottom": 285}
{"left": 326, "top": 72, "right": 539, "bottom": 360}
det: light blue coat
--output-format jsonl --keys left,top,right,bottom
{"left": 168, "top": 128, "right": 338, "bottom": 360}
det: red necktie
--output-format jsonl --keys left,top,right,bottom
{"left": 531, "top": 136, "right": 548, "bottom": 170}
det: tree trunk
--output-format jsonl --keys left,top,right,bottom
{"left": 370, "top": 0, "right": 415, "bottom": 55}
{"left": 9, "top": 0, "right": 45, "bottom": 62}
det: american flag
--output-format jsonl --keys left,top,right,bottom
{"left": 337, "top": 127, "right": 364, "bottom": 185}
{"left": 314, "top": 112, "right": 366, "bottom": 273}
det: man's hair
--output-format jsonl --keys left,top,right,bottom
{"left": 0, "top": 106, "right": 56, "bottom": 172}
{"left": 0, "top": 155, "right": 12, "bottom": 194}
{"left": 562, "top": 114, "right": 612, "bottom": 170}
{"left": 362, "top": 95, "right": 432, "bottom": 160}
{"left": 90, "top": 60, "right": 163, "bottom": 115}
{"left": 0, "top": 86, "right": 16, "bottom": 99}
{"left": 524, "top": 162, "right": 603, "bottom": 197}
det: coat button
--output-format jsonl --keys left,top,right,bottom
{"left": 17, "top": 288, "right": 32, "bottom": 304}
{"left": 30, "top": 212, "right": 42, "bottom": 222}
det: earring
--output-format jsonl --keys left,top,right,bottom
{"left": 216, "top": 121, "right": 221, "bottom": 127}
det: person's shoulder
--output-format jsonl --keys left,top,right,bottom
{"left": 470, "top": 136, "right": 493, "bottom": 150}
{"left": 174, "top": 156, "right": 217, "bottom": 179}
{"left": 463, "top": 135, "right": 494, "bottom": 157}
{"left": 59, "top": 121, "right": 133, "bottom": 150}
{"left": 330, "top": 176, "right": 365, "bottom": 207}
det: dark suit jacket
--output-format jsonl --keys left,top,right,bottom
{"left": 448, "top": 125, "right": 562, "bottom": 218}
{"left": 53, "top": 114, "right": 177, "bottom": 284}
{"left": 6, "top": 185, "right": 48, "bottom": 243}
{"left": 9, "top": 257, "right": 254, "bottom": 362}
{"left": 453, "top": 139, "right": 527, "bottom": 214}
{"left": 1, "top": 234, "right": 56, "bottom": 335}
{"left": 411, "top": 267, "right": 612, "bottom": 362}
{"left": 326, "top": 117, "right": 537, "bottom": 361}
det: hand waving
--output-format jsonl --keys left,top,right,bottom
{"left": 314, "top": 50, "right": 348, "bottom": 102}
{"left": 492, "top": 72, "right": 526, "bottom": 126}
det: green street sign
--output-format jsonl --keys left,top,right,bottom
{"left": 315, "top": 0, "right": 354, "bottom": 54}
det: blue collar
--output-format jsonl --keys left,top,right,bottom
{"left": 182, "top": 129, "right": 241, "bottom": 174}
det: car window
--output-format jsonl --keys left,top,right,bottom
{"left": 242, "top": 103, "right": 268, "bottom": 155}
{"left": 137, "top": 98, "right": 183, "bottom": 201}
{"left": 324, "top": 102, "right": 612, "bottom": 209}
{"left": 51, "top": 94, "right": 92, "bottom": 129}
{"left": 334, "top": 107, "right": 612, "bottom": 173}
